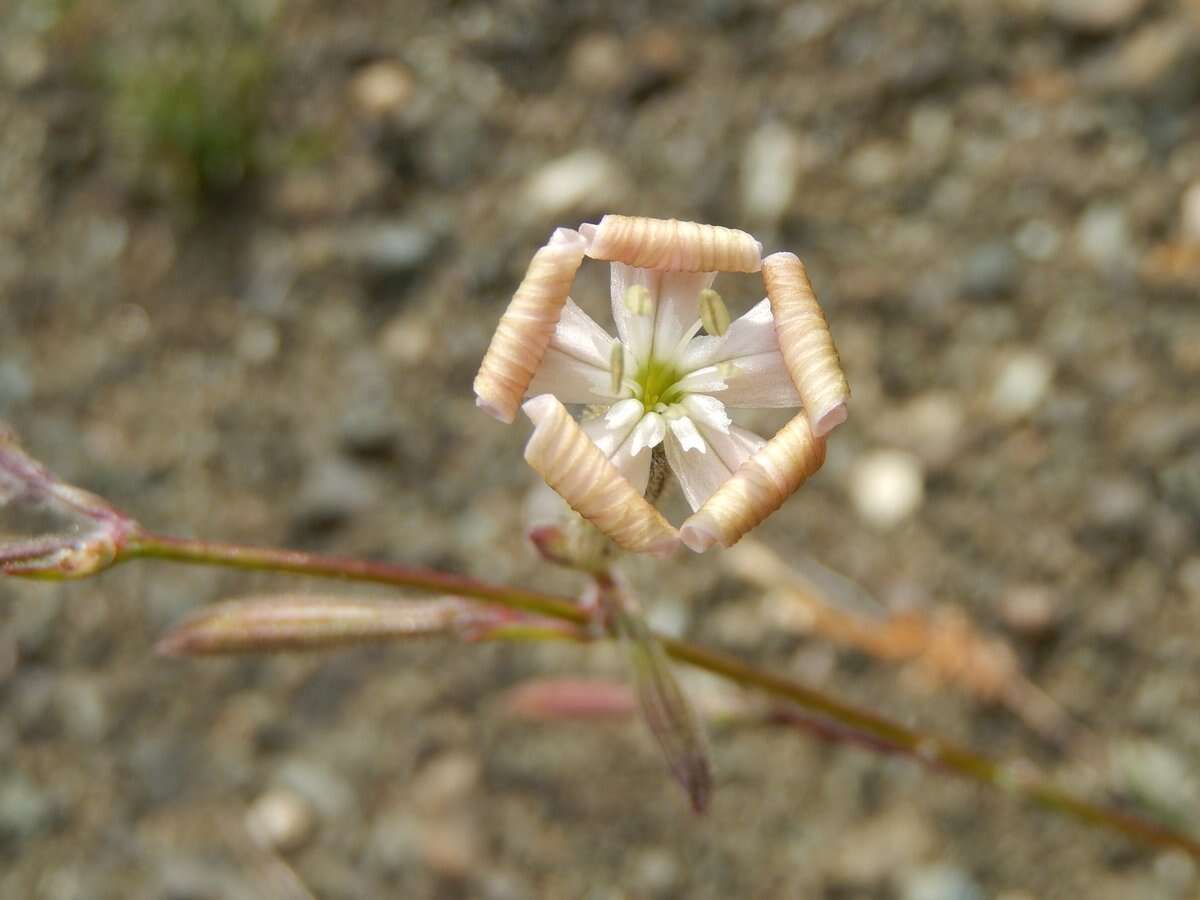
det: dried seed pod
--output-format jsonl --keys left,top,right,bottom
{"left": 680, "top": 412, "right": 826, "bottom": 552}
{"left": 474, "top": 228, "right": 589, "bottom": 423}
{"left": 762, "top": 252, "right": 850, "bottom": 437}
{"left": 583, "top": 215, "right": 763, "bottom": 273}
{"left": 522, "top": 395, "right": 679, "bottom": 557}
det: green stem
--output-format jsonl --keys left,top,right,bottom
{"left": 123, "top": 530, "right": 1200, "bottom": 858}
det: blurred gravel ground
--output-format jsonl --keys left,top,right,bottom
{"left": 2, "top": 0, "right": 1200, "bottom": 897}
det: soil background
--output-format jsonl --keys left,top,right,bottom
{"left": 3, "top": 1, "right": 1200, "bottom": 898}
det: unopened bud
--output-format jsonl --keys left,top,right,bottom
{"left": 624, "top": 284, "right": 654, "bottom": 316}
{"left": 698, "top": 288, "right": 730, "bottom": 336}
{"left": 155, "top": 595, "right": 468, "bottom": 655}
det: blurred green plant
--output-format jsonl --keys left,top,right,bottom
{"left": 104, "top": 3, "right": 274, "bottom": 206}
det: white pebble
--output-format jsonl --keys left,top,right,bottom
{"left": 849, "top": 450, "right": 925, "bottom": 529}
{"left": 350, "top": 61, "right": 413, "bottom": 117}
{"left": 521, "top": 149, "right": 625, "bottom": 222}
{"left": 245, "top": 789, "right": 316, "bottom": 853}
{"left": 1014, "top": 219, "right": 1061, "bottom": 261}
{"left": 1075, "top": 203, "right": 1131, "bottom": 272}
{"left": 740, "top": 122, "right": 802, "bottom": 224}
{"left": 990, "top": 351, "right": 1053, "bottom": 420}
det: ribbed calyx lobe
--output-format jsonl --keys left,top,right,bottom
{"left": 762, "top": 252, "right": 850, "bottom": 437}
{"left": 585, "top": 215, "right": 763, "bottom": 274}
{"left": 474, "top": 228, "right": 588, "bottom": 423}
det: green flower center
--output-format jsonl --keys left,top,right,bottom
{"left": 634, "top": 358, "right": 684, "bottom": 409}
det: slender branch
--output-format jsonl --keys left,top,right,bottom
{"left": 119, "top": 530, "right": 1200, "bottom": 858}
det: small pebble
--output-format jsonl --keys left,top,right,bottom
{"left": 1111, "top": 739, "right": 1200, "bottom": 817}
{"left": 412, "top": 752, "right": 481, "bottom": 813}
{"left": 1046, "top": 0, "right": 1149, "bottom": 33}
{"left": 338, "top": 221, "right": 436, "bottom": 273}
{"left": 521, "top": 149, "right": 625, "bottom": 222}
{"left": 292, "top": 459, "right": 379, "bottom": 530}
{"left": 633, "top": 848, "right": 681, "bottom": 896}
{"left": 236, "top": 320, "right": 280, "bottom": 364}
{"left": 1014, "top": 219, "right": 1061, "bottom": 261}
{"left": 1075, "top": 203, "right": 1132, "bottom": 272}
{"left": 1000, "top": 584, "right": 1060, "bottom": 637}
{"left": 849, "top": 450, "right": 925, "bottom": 529}
{"left": 740, "top": 122, "right": 802, "bottom": 224}
{"left": 908, "top": 105, "right": 954, "bottom": 157}
{"left": 566, "top": 33, "right": 627, "bottom": 93}
{"left": 963, "top": 241, "right": 1019, "bottom": 298}
{"left": 990, "top": 351, "right": 1053, "bottom": 420}
{"left": 350, "top": 61, "right": 413, "bottom": 117}
{"left": 275, "top": 758, "right": 359, "bottom": 821}
{"left": 828, "top": 809, "right": 934, "bottom": 885}
{"left": 902, "top": 864, "right": 984, "bottom": 900}
{"left": 246, "top": 788, "right": 316, "bottom": 853}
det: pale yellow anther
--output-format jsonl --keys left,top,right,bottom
{"left": 610, "top": 342, "right": 625, "bottom": 395}
{"left": 698, "top": 288, "right": 730, "bottom": 337}
{"left": 624, "top": 284, "right": 654, "bottom": 317}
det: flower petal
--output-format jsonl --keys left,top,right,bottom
{"left": 667, "top": 415, "right": 706, "bottom": 454}
{"left": 550, "top": 298, "right": 617, "bottom": 370}
{"left": 664, "top": 422, "right": 766, "bottom": 511}
{"left": 584, "top": 403, "right": 652, "bottom": 495}
{"left": 762, "top": 252, "right": 851, "bottom": 436}
{"left": 652, "top": 271, "right": 716, "bottom": 363}
{"left": 524, "top": 395, "right": 678, "bottom": 556}
{"left": 610, "top": 263, "right": 661, "bottom": 365}
{"left": 474, "top": 228, "right": 588, "bottom": 423}
{"left": 528, "top": 348, "right": 615, "bottom": 404}
{"left": 678, "top": 298, "right": 780, "bottom": 373}
{"left": 630, "top": 412, "right": 667, "bottom": 457}
{"left": 605, "top": 397, "right": 645, "bottom": 430}
{"left": 679, "top": 394, "right": 731, "bottom": 434}
{"left": 680, "top": 411, "right": 826, "bottom": 553}
{"left": 665, "top": 430, "right": 726, "bottom": 512}
{"left": 695, "top": 352, "right": 803, "bottom": 408}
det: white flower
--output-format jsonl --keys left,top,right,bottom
{"left": 526, "top": 263, "right": 805, "bottom": 515}
{"left": 475, "top": 215, "right": 846, "bottom": 556}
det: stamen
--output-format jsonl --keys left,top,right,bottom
{"left": 610, "top": 342, "right": 626, "bottom": 394}
{"left": 698, "top": 288, "right": 731, "bottom": 336}
{"left": 624, "top": 284, "right": 654, "bottom": 317}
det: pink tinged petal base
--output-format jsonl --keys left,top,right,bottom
{"left": 474, "top": 228, "right": 589, "bottom": 423}
{"left": 680, "top": 412, "right": 826, "bottom": 553}
{"left": 761, "top": 252, "right": 851, "bottom": 436}
{"left": 523, "top": 395, "right": 679, "bottom": 558}
{"left": 584, "top": 215, "right": 764, "bottom": 273}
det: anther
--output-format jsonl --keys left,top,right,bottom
{"left": 624, "top": 284, "right": 654, "bottom": 317}
{"left": 698, "top": 288, "right": 731, "bottom": 336}
{"left": 610, "top": 343, "right": 625, "bottom": 395}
